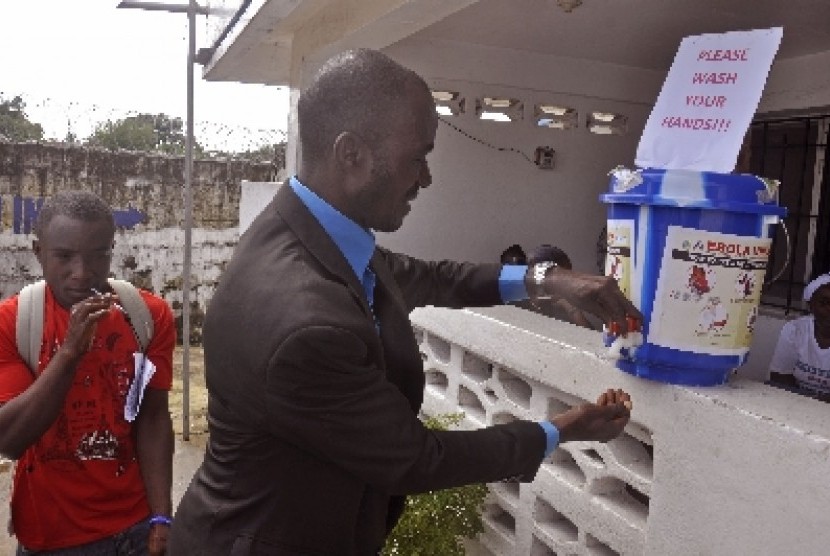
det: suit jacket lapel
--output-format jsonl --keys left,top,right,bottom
{"left": 371, "top": 250, "right": 425, "bottom": 411}
{"left": 272, "top": 185, "right": 424, "bottom": 411}
{"left": 273, "top": 184, "right": 374, "bottom": 322}
{"left": 370, "top": 250, "right": 407, "bottom": 316}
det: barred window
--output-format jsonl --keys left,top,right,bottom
{"left": 751, "top": 115, "right": 830, "bottom": 313}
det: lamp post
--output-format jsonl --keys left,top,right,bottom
{"left": 116, "top": 0, "right": 207, "bottom": 441}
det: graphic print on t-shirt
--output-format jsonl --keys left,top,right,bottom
{"left": 37, "top": 329, "right": 137, "bottom": 475}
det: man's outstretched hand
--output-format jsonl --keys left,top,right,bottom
{"left": 550, "top": 389, "right": 631, "bottom": 444}
{"left": 540, "top": 268, "right": 642, "bottom": 335}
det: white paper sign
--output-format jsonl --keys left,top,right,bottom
{"left": 635, "top": 27, "right": 782, "bottom": 173}
{"left": 124, "top": 353, "right": 156, "bottom": 422}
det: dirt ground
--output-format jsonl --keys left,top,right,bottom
{"left": 170, "top": 345, "right": 210, "bottom": 442}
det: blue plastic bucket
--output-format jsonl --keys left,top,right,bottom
{"left": 599, "top": 168, "right": 786, "bottom": 386}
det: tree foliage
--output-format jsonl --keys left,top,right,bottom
{"left": 0, "top": 95, "right": 44, "bottom": 142}
{"left": 242, "top": 141, "right": 286, "bottom": 164}
{"left": 87, "top": 113, "right": 203, "bottom": 155}
{"left": 0, "top": 96, "right": 284, "bottom": 163}
{"left": 204, "top": 141, "right": 286, "bottom": 165}
{"left": 382, "top": 413, "right": 488, "bottom": 556}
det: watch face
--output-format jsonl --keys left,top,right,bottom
{"left": 534, "top": 262, "right": 556, "bottom": 285}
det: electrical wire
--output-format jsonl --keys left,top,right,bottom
{"left": 437, "top": 117, "right": 535, "bottom": 165}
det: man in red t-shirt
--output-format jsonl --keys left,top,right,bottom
{"left": 0, "top": 191, "right": 176, "bottom": 555}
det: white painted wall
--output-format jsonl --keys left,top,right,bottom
{"left": 370, "top": 39, "right": 830, "bottom": 272}
{"left": 239, "top": 181, "right": 281, "bottom": 234}
{"left": 0, "top": 228, "right": 238, "bottom": 307}
{"left": 375, "top": 39, "right": 660, "bottom": 272}
{"left": 759, "top": 50, "right": 830, "bottom": 115}
{"left": 414, "top": 305, "right": 830, "bottom": 556}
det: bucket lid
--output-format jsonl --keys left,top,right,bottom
{"left": 599, "top": 168, "right": 787, "bottom": 216}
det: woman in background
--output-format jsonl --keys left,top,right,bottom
{"left": 768, "top": 273, "right": 830, "bottom": 401}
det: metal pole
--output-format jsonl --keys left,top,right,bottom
{"left": 181, "top": 0, "right": 196, "bottom": 441}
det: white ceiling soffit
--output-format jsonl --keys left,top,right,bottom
{"left": 203, "top": 0, "right": 479, "bottom": 84}
{"left": 202, "top": 0, "right": 305, "bottom": 84}
{"left": 204, "top": 0, "right": 830, "bottom": 84}
{"left": 414, "top": 0, "right": 830, "bottom": 71}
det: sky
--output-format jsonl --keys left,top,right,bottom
{"left": 1, "top": 0, "right": 290, "bottom": 152}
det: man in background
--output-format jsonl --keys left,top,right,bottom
{"left": 500, "top": 243, "right": 528, "bottom": 265}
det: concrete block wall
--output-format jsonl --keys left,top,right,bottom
{"left": 413, "top": 305, "right": 830, "bottom": 556}
{"left": 0, "top": 142, "right": 277, "bottom": 342}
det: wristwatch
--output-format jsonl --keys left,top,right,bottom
{"left": 531, "top": 261, "right": 558, "bottom": 297}
{"left": 532, "top": 261, "right": 558, "bottom": 286}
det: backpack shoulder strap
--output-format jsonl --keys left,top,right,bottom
{"left": 16, "top": 280, "right": 47, "bottom": 375}
{"left": 108, "top": 279, "right": 154, "bottom": 352}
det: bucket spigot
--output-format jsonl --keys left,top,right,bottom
{"left": 604, "top": 316, "right": 644, "bottom": 361}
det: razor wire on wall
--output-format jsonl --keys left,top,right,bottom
{"left": 1, "top": 91, "right": 287, "bottom": 156}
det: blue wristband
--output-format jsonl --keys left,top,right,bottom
{"left": 538, "top": 421, "right": 561, "bottom": 457}
{"left": 149, "top": 515, "right": 173, "bottom": 527}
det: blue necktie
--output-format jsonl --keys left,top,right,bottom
{"left": 363, "top": 268, "right": 376, "bottom": 309}
{"left": 363, "top": 268, "right": 378, "bottom": 331}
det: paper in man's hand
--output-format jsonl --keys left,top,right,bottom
{"left": 124, "top": 353, "right": 156, "bottom": 422}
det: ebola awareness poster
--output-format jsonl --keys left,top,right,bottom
{"left": 648, "top": 226, "right": 771, "bottom": 355}
{"left": 636, "top": 27, "right": 782, "bottom": 173}
{"left": 605, "top": 220, "right": 634, "bottom": 298}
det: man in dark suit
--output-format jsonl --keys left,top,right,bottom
{"left": 169, "top": 49, "right": 640, "bottom": 555}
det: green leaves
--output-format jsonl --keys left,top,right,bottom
{"left": 0, "top": 95, "right": 44, "bottom": 142}
{"left": 382, "top": 413, "right": 488, "bottom": 556}
{"left": 87, "top": 113, "right": 200, "bottom": 155}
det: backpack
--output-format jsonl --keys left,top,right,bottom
{"left": 15, "top": 279, "right": 153, "bottom": 374}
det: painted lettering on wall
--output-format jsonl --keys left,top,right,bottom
{"left": 1, "top": 195, "right": 147, "bottom": 234}
{"left": 113, "top": 207, "right": 147, "bottom": 229}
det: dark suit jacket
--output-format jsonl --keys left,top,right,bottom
{"left": 169, "top": 185, "right": 546, "bottom": 555}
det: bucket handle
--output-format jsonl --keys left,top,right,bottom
{"left": 764, "top": 219, "right": 791, "bottom": 286}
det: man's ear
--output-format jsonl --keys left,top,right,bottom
{"left": 332, "top": 132, "right": 367, "bottom": 170}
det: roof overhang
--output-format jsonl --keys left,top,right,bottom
{"left": 201, "top": 0, "right": 830, "bottom": 86}
{"left": 201, "top": 0, "right": 480, "bottom": 85}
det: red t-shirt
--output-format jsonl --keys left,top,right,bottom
{"left": 0, "top": 286, "right": 176, "bottom": 551}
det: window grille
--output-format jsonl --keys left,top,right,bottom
{"left": 750, "top": 114, "right": 830, "bottom": 314}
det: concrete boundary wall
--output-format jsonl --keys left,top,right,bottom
{"left": 413, "top": 305, "right": 830, "bottom": 556}
{"left": 0, "top": 142, "right": 277, "bottom": 342}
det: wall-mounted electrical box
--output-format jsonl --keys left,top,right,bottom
{"left": 534, "top": 146, "right": 555, "bottom": 169}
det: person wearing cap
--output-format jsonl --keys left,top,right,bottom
{"left": 768, "top": 273, "right": 830, "bottom": 400}
{"left": 500, "top": 244, "right": 528, "bottom": 266}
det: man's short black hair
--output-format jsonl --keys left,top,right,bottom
{"left": 297, "top": 49, "right": 429, "bottom": 163}
{"left": 34, "top": 190, "right": 115, "bottom": 239}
